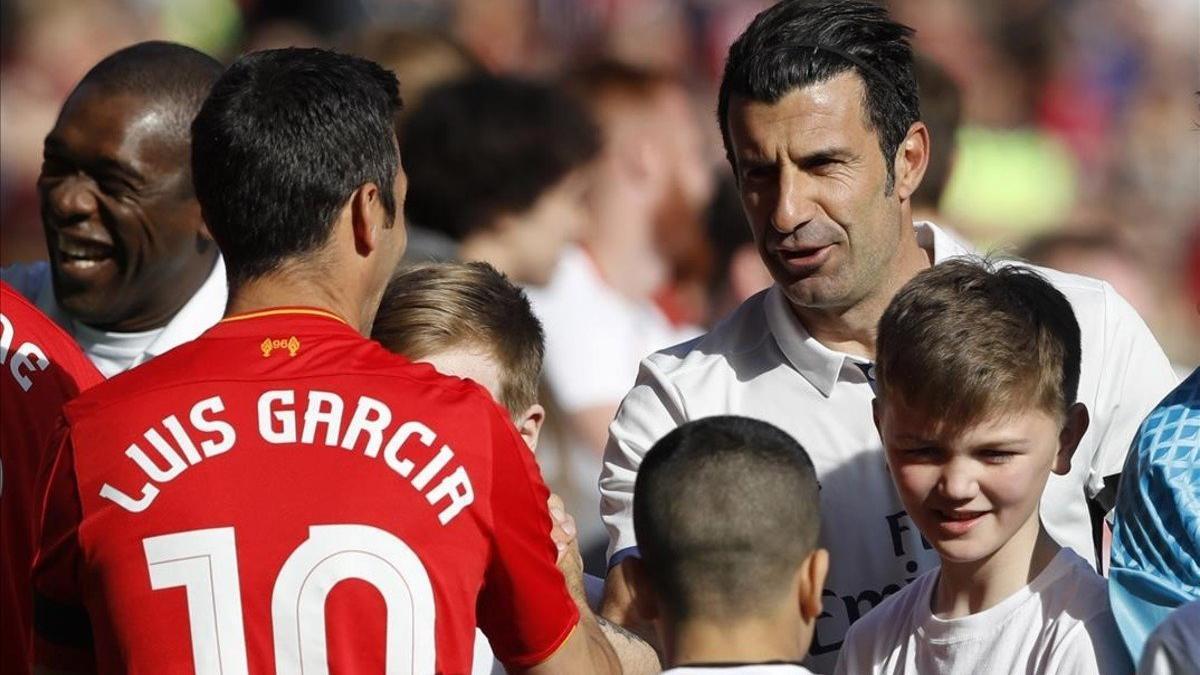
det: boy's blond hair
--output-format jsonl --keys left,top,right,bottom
{"left": 371, "top": 262, "right": 544, "bottom": 416}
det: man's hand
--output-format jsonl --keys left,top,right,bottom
{"left": 543, "top": 498, "right": 661, "bottom": 674}
{"left": 601, "top": 559, "right": 653, "bottom": 636}
{"left": 547, "top": 493, "right": 589, "bottom": 608}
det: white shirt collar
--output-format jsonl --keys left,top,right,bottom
{"left": 34, "top": 256, "right": 228, "bottom": 362}
{"left": 142, "top": 255, "right": 227, "bottom": 357}
{"left": 765, "top": 221, "right": 973, "bottom": 397}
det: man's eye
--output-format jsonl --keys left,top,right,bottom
{"left": 742, "top": 165, "right": 775, "bottom": 182}
{"left": 96, "top": 177, "right": 133, "bottom": 197}
{"left": 806, "top": 158, "right": 841, "bottom": 173}
{"left": 980, "top": 450, "right": 1016, "bottom": 463}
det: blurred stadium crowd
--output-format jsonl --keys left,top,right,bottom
{"left": 1, "top": 0, "right": 1198, "bottom": 573}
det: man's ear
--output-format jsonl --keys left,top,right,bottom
{"left": 798, "top": 548, "right": 829, "bottom": 622}
{"left": 349, "top": 182, "right": 383, "bottom": 256}
{"left": 1054, "top": 403, "right": 1090, "bottom": 475}
{"left": 626, "top": 557, "right": 660, "bottom": 622}
{"left": 515, "top": 403, "right": 545, "bottom": 453}
{"left": 892, "top": 121, "right": 930, "bottom": 202}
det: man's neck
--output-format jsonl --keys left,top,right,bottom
{"left": 792, "top": 223, "right": 933, "bottom": 360}
{"left": 226, "top": 266, "right": 372, "bottom": 335}
{"left": 89, "top": 251, "right": 218, "bottom": 333}
{"left": 667, "top": 614, "right": 807, "bottom": 668}
{"left": 933, "top": 518, "right": 1061, "bottom": 618}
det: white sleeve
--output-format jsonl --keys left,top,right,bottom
{"left": 1138, "top": 604, "right": 1200, "bottom": 675}
{"left": 833, "top": 627, "right": 864, "bottom": 675}
{"left": 1138, "top": 634, "right": 1187, "bottom": 675}
{"left": 540, "top": 299, "right": 641, "bottom": 414}
{"left": 1085, "top": 283, "right": 1176, "bottom": 497}
{"left": 598, "top": 356, "right": 688, "bottom": 562}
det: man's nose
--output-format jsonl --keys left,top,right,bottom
{"left": 769, "top": 168, "right": 817, "bottom": 235}
{"left": 43, "top": 175, "right": 99, "bottom": 224}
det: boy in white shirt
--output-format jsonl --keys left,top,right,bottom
{"left": 837, "top": 259, "right": 1132, "bottom": 674}
{"left": 626, "top": 415, "right": 828, "bottom": 674}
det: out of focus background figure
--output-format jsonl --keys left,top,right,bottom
{"left": 2, "top": 0, "right": 1197, "bottom": 572}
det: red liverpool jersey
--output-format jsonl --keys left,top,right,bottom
{"left": 1, "top": 281, "right": 102, "bottom": 674}
{"left": 32, "top": 307, "right": 578, "bottom": 674}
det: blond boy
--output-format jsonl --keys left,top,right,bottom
{"left": 371, "top": 261, "right": 656, "bottom": 674}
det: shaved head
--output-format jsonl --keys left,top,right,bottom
{"left": 73, "top": 41, "right": 223, "bottom": 143}
{"left": 634, "top": 416, "right": 821, "bottom": 620}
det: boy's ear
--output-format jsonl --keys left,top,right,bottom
{"left": 626, "top": 557, "right": 660, "bottom": 622}
{"left": 1054, "top": 403, "right": 1090, "bottom": 475}
{"left": 514, "top": 403, "right": 545, "bottom": 453}
{"left": 798, "top": 548, "right": 829, "bottom": 622}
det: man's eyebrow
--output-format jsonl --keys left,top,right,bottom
{"left": 91, "top": 156, "right": 144, "bottom": 183}
{"left": 796, "top": 147, "right": 854, "bottom": 165}
{"left": 42, "top": 138, "right": 144, "bottom": 184}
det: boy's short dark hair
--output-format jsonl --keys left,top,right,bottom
{"left": 400, "top": 74, "right": 600, "bottom": 241}
{"left": 634, "top": 416, "right": 820, "bottom": 621}
{"left": 876, "top": 258, "right": 1082, "bottom": 427}
{"left": 371, "top": 262, "right": 544, "bottom": 416}
{"left": 191, "top": 48, "right": 403, "bottom": 289}
{"left": 718, "top": 0, "right": 918, "bottom": 192}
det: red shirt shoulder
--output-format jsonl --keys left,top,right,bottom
{"left": 1, "top": 281, "right": 101, "bottom": 674}
{"left": 38, "top": 308, "right": 576, "bottom": 673}
{"left": 1, "top": 282, "right": 101, "bottom": 394}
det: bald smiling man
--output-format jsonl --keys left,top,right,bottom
{"left": 2, "top": 42, "right": 227, "bottom": 378}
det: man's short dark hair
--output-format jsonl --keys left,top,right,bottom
{"left": 634, "top": 416, "right": 820, "bottom": 621}
{"left": 718, "top": 0, "right": 918, "bottom": 192}
{"left": 78, "top": 41, "right": 224, "bottom": 144}
{"left": 401, "top": 75, "right": 600, "bottom": 241}
{"left": 876, "top": 258, "right": 1082, "bottom": 429}
{"left": 191, "top": 47, "right": 402, "bottom": 289}
{"left": 371, "top": 262, "right": 545, "bottom": 416}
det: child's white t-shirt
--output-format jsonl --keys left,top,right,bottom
{"left": 835, "top": 548, "right": 1133, "bottom": 674}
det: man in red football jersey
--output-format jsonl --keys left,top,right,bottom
{"left": 31, "top": 48, "right": 619, "bottom": 674}
{"left": 1, "top": 281, "right": 102, "bottom": 675}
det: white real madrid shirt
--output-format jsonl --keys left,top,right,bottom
{"left": 599, "top": 222, "right": 1177, "bottom": 674}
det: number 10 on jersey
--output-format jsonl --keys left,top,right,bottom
{"left": 143, "top": 524, "right": 436, "bottom": 674}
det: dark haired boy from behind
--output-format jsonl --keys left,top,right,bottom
{"left": 629, "top": 415, "right": 827, "bottom": 674}
{"left": 837, "top": 259, "right": 1132, "bottom": 674}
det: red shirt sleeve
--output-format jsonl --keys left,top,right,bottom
{"left": 475, "top": 403, "right": 580, "bottom": 668}
{"left": 31, "top": 422, "right": 95, "bottom": 672}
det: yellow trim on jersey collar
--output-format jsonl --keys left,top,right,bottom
{"left": 220, "top": 307, "right": 349, "bottom": 325}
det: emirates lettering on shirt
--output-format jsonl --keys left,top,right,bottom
{"left": 97, "top": 390, "right": 475, "bottom": 525}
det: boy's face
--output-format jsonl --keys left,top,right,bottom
{"left": 418, "top": 346, "right": 544, "bottom": 451}
{"left": 875, "top": 398, "right": 1079, "bottom": 565}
